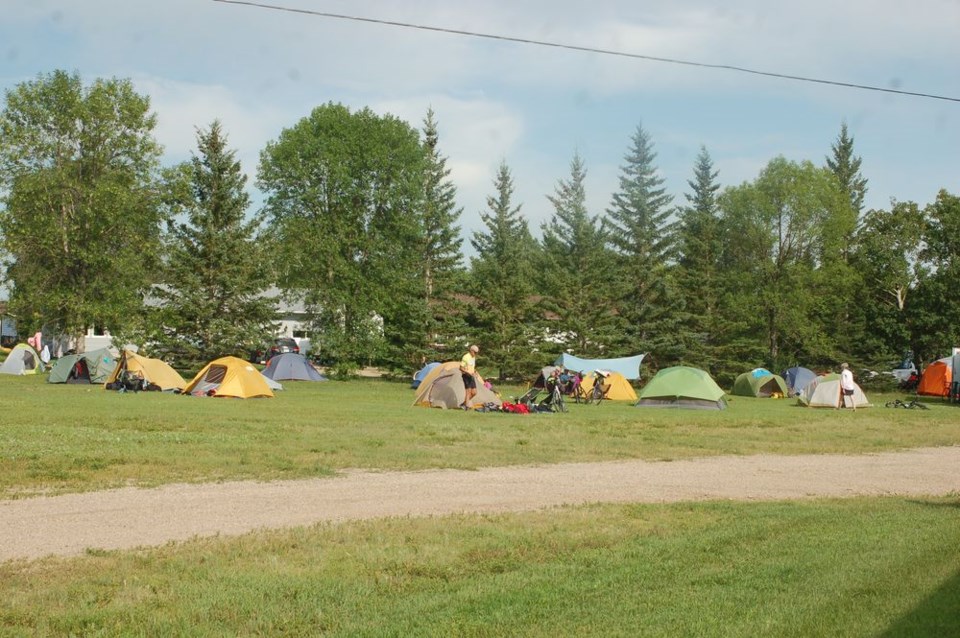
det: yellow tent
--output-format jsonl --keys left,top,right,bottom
{"left": 105, "top": 350, "right": 186, "bottom": 391}
{"left": 184, "top": 356, "right": 274, "bottom": 399}
{"left": 413, "top": 361, "right": 501, "bottom": 409}
{"left": 579, "top": 370, "right": 637, "bottom": 401}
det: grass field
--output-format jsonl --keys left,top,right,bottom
{"left": 2, "top": 373, "right": 959, "bottom": 636}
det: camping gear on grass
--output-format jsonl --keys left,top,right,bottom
{"left": 731, "top": 368, "right": 789, "bottom": 398}
{"left": 797, "top": 374, "right": 871, "bottom": 408}
{"left": 781, "top": 366, "right": 817, "bottom": 396}
{"left": 48, "top": 348, "right": 116, "bottom": 384}
{"left": 413, "top": 361, "right": 502, "bottom": 409}
{"left": 184, "top": 356, "right": 274, "bottom": 398}
{"left": 636, "top": 366, "right": 727, "bottom": 410}
{"left": 0, "top": 343, "right": 43, "bottom": 375}
{"left": 262, "top": 352, "right": 327, "bottom": 382}
{"left": 105, "top": 350, "right": 186, "bottom": 392}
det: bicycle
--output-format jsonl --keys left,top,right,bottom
{"left": 884, "top": 398, "right": 929, "bottom": 410}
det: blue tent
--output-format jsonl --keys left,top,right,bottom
{"left": 554, "top": 353, "right": 645, "bottom": 380}
{"left": 781, "top": 366, "right": 817, "bottom": 396}
{"left": 412, "top": 361, "right": 441, "bottom": 389}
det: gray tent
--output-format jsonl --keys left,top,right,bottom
{"left": 262, "top": 353, "right": 327, "bottom": 381}
{"left": 0, "top": 343, "right": 43, "bottom": 375}
{"left": 48, "top": 348, "right": 116, "bottom": 384}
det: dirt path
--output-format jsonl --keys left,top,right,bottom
{"left": 2, "top": 446, "right": 958, "bottom": 563}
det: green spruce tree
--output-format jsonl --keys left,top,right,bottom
{"left": 605, "top": 122, "right": 684, "bottom": 367}
{"left": 826, "top": 121, "right": 868, "bottom": 217}
{"left": 419, "top": 108, "right": 465, "bottom": 361}
{"left": 540, "top": 152, "right": 614, "bottom": 355}
{"left": 470, "top": 161, "right": 539, "bottom": 380}
{"left": 153, "top": 121, "right": 277, "bottom": 369}
{"left": 676, "top": 146, "right": 725, "bottom": 372}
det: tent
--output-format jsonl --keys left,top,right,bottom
{"left": 184, "top": 356, "right": 274, "bottom": 398}
{"left": 917, "top": 359, "right": 952, "bottom": 397}
{"left": 48, "top": 348, "right": 116, "bottom": 384}
{"left": 781, "top": 366, "right": 817, "bottom": 396}
{"left": 411, "top": 361, "right": 440, "bottom": 389}
{"left": 105, "top": 350, "right": 186, "bottom": 392}
{"left": 554, "top": 353, "right": 645, "bottom": 380}
{"left": 261, "top": 373, "right": 283, "bottom": 391}
{"left": 579, "top": 370, "right": 637, "bottom": 401}
{"left": 262, "top": 352, "right": 327, "bottom": 382}
{"left": 636, "top": 366, "right": 727, "bottom": 410}
{"left": 0, "top": 343, "right": 43, "bottom": 375}
{"left": 412, "top": 361, "right": 502, "bottom": 409}
{"left": 731, "top": 368, "right": 789, "bottom": 398}
{"left": 798, "top": 373, "right": 871, "bottom": 408}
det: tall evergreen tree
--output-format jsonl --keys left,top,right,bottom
{"left": 826, "top": 122, "right": 868, "bottom": 218}
{"left": 540, "top": 152, "right": 614, "bottom": 354}
{"left": 470, "top": 161, "right": 539, "bottom": 379}
{"left": 152, "top": 121, "right": 277, "bottom": 368}
{"left": 0, "top": 70, "right": 165, "bottom": 347}
{"left": 675, "top": 146, "right": 724, "bottom": 371}
{"left": 605, "top": 122, "right": 684, "bottom": 366}
{"left": 419, "top": 108, "right": 464, "bottom": 360}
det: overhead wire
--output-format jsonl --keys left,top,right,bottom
{"left": 211, "top": 0, "right": 960, "bottom": 104}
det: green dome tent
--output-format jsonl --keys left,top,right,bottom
{"left": 48, "top": 348, "right": 116, "bottom": 384}
{"left": 731, "top": 368, "right": 789, "bottom": 397}
{"left": 0, "top": 343, "right": 43, "bottom": 375}
{"left": 636, "top": 366, "right": 727, "bottom": 410}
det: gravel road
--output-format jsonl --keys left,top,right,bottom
{"left": 2, "top": 446, "right": 957, "bottom": 563}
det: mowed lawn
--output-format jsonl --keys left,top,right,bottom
{"left": 2, "top": 374, "right": 959, "bottom": 636}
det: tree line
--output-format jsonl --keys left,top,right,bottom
{"left": 1, "top": 70, "right": 957, "bottom": 382}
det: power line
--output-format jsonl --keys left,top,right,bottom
{"left": 212, "top": 0, "right": 960, "bottom": 104}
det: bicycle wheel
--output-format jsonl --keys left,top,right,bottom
{"left": 884, "top": 401, "right": 900, "bottom": 408}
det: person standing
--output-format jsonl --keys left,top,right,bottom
{"left": 459, "top": 344, "right": 479, "bottom": 410}
{"left": 840, "top": 362, "right": 856, "bottom": 410}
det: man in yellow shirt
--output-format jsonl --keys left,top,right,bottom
{"left": 459, "top": 344, "right": 479, "bottom": 410}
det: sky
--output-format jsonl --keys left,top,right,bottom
{"left": 2, "top": 0, "right": 958, "bottom": 258}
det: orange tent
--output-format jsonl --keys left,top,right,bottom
{"left": 917, "top": 360, "right": 951, "bottom": 397}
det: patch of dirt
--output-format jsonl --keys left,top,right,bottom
{"left": 1, "top": 447, "right": 958, "bottom": 563}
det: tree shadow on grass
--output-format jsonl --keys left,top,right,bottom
{"left": 879, "top": 568, "right": 960, "bottom": 637}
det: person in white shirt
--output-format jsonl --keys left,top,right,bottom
{"left": 840, "top": 362, "right": 856, "bottom": 410}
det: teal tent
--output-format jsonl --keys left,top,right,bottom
{"left": 731, "top": 368, "right": 789, "bottom": 397}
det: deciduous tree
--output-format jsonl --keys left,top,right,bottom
{"left": 0, "top": 70, "right": 165, "bottom": 347}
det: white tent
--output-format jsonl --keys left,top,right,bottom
{"left": 798, "top": 374, "right": 871, "bottom": 408}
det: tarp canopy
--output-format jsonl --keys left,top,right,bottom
{"left": 636, "top": 366, "right": 727, "bottom": 410}
{"left": 262, "top": 353, "right": 327, "bottom": 382}
{"left": 554, "top": 353, "right": 645, "bottom": 380}
{"left": 184, "top": 356, "right": 274, "bottom": 399}
{"left": 412, "top": 361, "right": 501, "bottom": 409}
{"left": 105, "top": 350, "right": 186, "bottom": 392}
{"left": 781, "top": 366, "right": 817, "bottom": 396}
{"left": 797, "top": 373, "right": 871, "bottom": 408}
{"left": 579, "top": 370, "right": 637, "bottom": 401}
{"left": 731, "top": 369, "right": 789, "bottom": 397}
{"left": 0, "top": 343, "right": 43, "bottom": 375}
